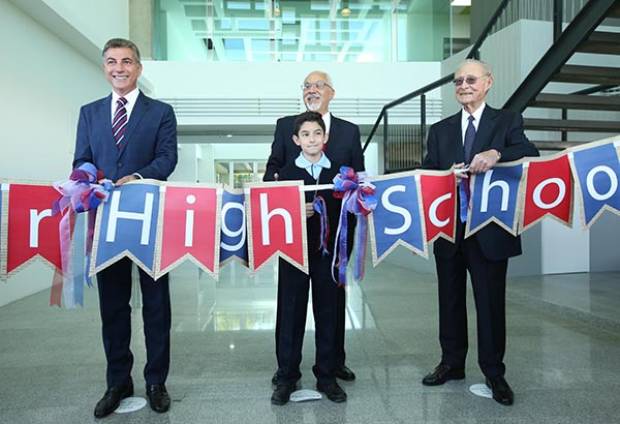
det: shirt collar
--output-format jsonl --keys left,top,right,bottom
{"left": 322, "top": 112, "right": 331, "bottom": 136}
{"left": 461, "top": 102, "right": 486, "bottom": 125}
{"left": 112, "top": 87, "right": 140, "bottom": 107}
{"left": 295, "top": 152, "right": 331, "bottom": 179}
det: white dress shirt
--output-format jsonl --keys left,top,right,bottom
{"left": 460, "top": 102, "right": 485, "bottom": 145}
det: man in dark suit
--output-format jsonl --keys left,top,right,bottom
{"left": 421, "top": 59, "right": 539, "bottom": 406}
{"left": 265, "top": 71, "right": 364, "bottom": 385}
{"left": 73, "top": 38, "right": 178, "bottom": 418}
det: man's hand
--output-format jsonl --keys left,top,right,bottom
{"left": 305, "top": 202, "right": 315, "bottom": 218}
{"left": 468, "top": 149, "right": 501, "bottom": 174}
{"left": 453, "top": 162, "right": 469, "bottom": 183}
{"left": 116, "top": 174, "right": 139, "bottom": 186}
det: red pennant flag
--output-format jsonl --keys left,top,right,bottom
{"left": 157, "top": 186, "right": 220, "bottom": 278}
{"left": 420, "top": 172, "right": 457, "bottom": 243}
{"left": 521, "top": 154, "right": 573, "bottom": 232}
{"left": 7, "top": 183, "right": 62, "bottom": 273}
{"left": 246, "top": 182, "right": 307, "bottom": 273}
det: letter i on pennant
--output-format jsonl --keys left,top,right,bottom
{"left": 154, "top": 183, "right": 222, "bottom": 280}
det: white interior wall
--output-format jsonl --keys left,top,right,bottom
{"left": 40, "top": 0, "right": 129, "bottom": 47}
{"left": 0, "top": 0, "right": 128, "bottom": 306}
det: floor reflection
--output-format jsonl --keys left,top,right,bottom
{"left": 172, "top": 260, "right": 377, "bottom": 333}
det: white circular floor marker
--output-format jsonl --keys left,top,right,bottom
{"left": 115, "top": 397, "right": 147, "bottom": 413}
{"left": 289, "top": 389, "right": 322, "bottom": 402}
{"left": 469, "top": 383, "right": 493, "bottom": 399}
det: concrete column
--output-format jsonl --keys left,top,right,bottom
{"left": 129, "top": 0, "right": 153, "bottom": 59}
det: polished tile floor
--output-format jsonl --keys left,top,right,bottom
{"left": 0, "top": 259, "right": 619, "bottom": 424}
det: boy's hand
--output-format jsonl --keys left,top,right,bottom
{"left": 305, "top": 202, "right": 315, "bottom": 218}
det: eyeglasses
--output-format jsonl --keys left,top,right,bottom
{"left": 301, "top": 81, "right": 332, "bottom": 91}
{"left": 452, "top": 74, "right": 488, "bottom": 86}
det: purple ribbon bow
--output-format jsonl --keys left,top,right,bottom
{"left": 331, "top": 166, "right": 377, "bottom": 285}
{"left": 50, "top": 163, "right": 112, "bottom": 308}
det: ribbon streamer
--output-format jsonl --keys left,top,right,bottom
{"left": 50, "top": 163, "right": 112, "bottom": 307}
{"left": 312, "top": 195, "right": 330, "bottom": 256}
{"left": 331, "top": 166, "right": 377, "bottom": 285}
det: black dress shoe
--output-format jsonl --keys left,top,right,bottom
{"left": 271, "top": 382, "right": 297, "bottom": 405}
{"left": 422, "top": 363, "right": 465, "bottom": 386}
{"left": 146, "top": 384, "right": 171, "bottom": 413}
{"left": 317, "top": 381, "right": 347, "bottom": 403}
{"left": 93, "top": 380, "right": 134, "bottom": 418}
{"left": 486, "top": 376, "right": 514, "bottom": 406}
{"left": 271, "top": 370, "right": 279, "bottom": 386}
{"left": 334, "top": 365, "right": 356, "bottom": 381}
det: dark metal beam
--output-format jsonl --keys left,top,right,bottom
{"left": 553, "top": 0, "right": 563, "bottom": 42}
{"left": 466, "top": 0, "right": 512, "bottom": 59}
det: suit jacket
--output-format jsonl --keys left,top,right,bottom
{"left": 278, "top": 161, "right": 341, "bottom": 255}
{"left": 73, "top": 91, "right": 178, "bottom": 181}
{"left": 264, "top": 113, "right": 365, "bottom": 182}
{"left": 422, "top": 105, "right": 539, "bottom": 261}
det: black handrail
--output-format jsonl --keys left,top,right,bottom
{"left": 362, "top": 75, "right": 453, "bottom": 151}
{"left": 362, "top": 0, "right": 513, "bottom": 153}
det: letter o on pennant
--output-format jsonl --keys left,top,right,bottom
{"left": 586, "top": 165, "right": 618, "bottom": 201}
{"left": 533, "top": 178, "right": 566, "bottom": 210}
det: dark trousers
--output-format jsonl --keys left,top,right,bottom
{"left": 276, "top": 253, "right": 339, "bottom": 385}
{"left": 274, "top": 224, "right": 353, "bottom": 372}
{"left": 275, "top": 275, "right": 347, "bottom": 371}
{"left": 435, "top": 232, "right": 508, "bottom": 378}
{"left": 97, "top": 258, "right": 171, "bottom": 388}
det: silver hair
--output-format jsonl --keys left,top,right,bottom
{"left": 102, "top": 38, "right": 141, "bottom": 63}
{"left": 304, "top": 70, "right": 334, "bottom": 87}
{"left": 456, "top": 59, "right": 492, "bottom": 77}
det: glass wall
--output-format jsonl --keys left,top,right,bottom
{"left": 153, "top": 0, "right": 471, "bottom": 62}
{"left": 215, "top": 159, "right": 266, "bottom": 187}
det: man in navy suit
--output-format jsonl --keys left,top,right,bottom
{"left": 421, "top": 59, "right": 538, "bottom": 406}
{"left": 265, "top": 71, "right": 364, "bottom": 386}
{"left": 73, "top": 38, "right": 178, "bottom": 418}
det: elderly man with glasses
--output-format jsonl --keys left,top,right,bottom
{"left": 421, "top": 59, "right": 539, "bottom": 406}
{"left": 264, "top": 70, "right": 364, "bottom": 403}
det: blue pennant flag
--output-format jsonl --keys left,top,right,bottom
{"left": 468, "top": 164, "right": 523, "bottom": 236}
{"left": 370, "top": 174, "right": 427, "bottom": 264}
{"left": 571, "top": 142, "right": 620, "bottom": 227}
{"left": 92, "top": 183, "right": 160, "bottom": 275}
{"left": 219, "top": 189, "right": 248, "bottom": 267}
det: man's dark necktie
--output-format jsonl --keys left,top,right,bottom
{"left": 459, "top": 115, "right": 476, "bottom": 222}
{"left": 112, "top": 97, "right": 128, "bottom": 148}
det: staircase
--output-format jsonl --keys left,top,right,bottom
{"left": 363, "top": 0, "right": 620, "bottom": 171}
{"left": 505, "top": 0, "right": 620, "bottom": 151}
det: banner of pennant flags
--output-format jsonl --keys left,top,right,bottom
{"left": 1, "top": 136, "right": 619, "bottom": 307}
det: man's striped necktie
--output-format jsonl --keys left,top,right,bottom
{"left": 112, "top": 97, "right": 128, "bottom": 147}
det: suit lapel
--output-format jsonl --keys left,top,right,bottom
{"left": 471, "top": 106, "right": 499, "bottom": 156}
{"left": 118, "top": 91, "right": 148, "bottom": 158}
{"left": 325, "top": 113, "right": 338, "bottom": 154}
{"left": 100, "top": 95, "right": 116, "bottom": 149}
{"left": 447, "top": 113, "right": 464, "bottom": 164}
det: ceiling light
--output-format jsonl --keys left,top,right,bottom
{"left": 451, "top": 0, "right": 472, "bottom": 5}
{"left": 341, "top": 7, "right": 351, "bottom": 17}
